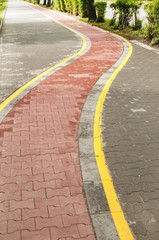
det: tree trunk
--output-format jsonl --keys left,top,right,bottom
{"left": 47, "top": 0, "right": 51, "bottom": 7}
{"left": 43, "top": 0, "right": 46, "bottom": 5}
{"left": 134, "top": 12, "right": 137, "bottom": 25}
{"left": 88, "top": 0, "right": 96, "bottom": 21}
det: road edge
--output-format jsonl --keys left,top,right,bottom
{"left": 78, "top": 33, "right": 134, "bottom": 240}
{"left": 0, "top": 1, "right": 91, "bottom": 123}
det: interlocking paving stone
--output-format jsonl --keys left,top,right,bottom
{"left": 0, "top": 0, "right": 123, "bottom": 239}
{"left": 102, "top": 43, "right": 159, "bottom": 239}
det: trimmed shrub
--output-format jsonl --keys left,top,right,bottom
{"left": 110, "top": 0, "right": 142, "bottom": 29}
{"left": 144, "top": 0, "right": 159, "bottom": 45}
{"left": 47, "top": 0, "right": 52, "bottom": 7}
{"left": 59, "top": 0, "right": 66, "bottom": 11}
{"left": 72, "top": 0, "right": 78, "bottom": 15}
{"left": 94, "top": 1, "right": 107, "bottom": 22}
{"left": 79, "top": 0, "right": 88, "bottom": 17}
{"left": 54, "top": 0, "right": 61, "bottom": 10}
{"left": 131, "top": 19, "right": 142, "bottom": 30}
{"left": 65, "top": 0, "right": 73, "bottom": 13}
{"left": 87, "top": 0, "right": 96, "bottom": 21}
{"left": 110, "top": 2, "right": 117, "bottom": 25}
{"left": 116, "top": 0, "right": 134, "bottom": 28}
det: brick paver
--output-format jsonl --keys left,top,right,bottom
{"left": 0, "top": 2, "right": 123, "bottom": 240}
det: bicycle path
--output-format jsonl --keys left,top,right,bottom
{"left": 0, "top": 1, "right": 124, "bottom": 239}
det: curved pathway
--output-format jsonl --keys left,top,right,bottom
{"left": 102, "top": 43, "right": 159, "bottom": 240}
{"left": 0, "top": 0, "right": 81, "bottom": 104}
{"left": 0, "top": 1, "right": 124, "bottom": 240}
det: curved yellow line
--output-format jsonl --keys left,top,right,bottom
{"left": 0, "top": 3, "right": 86, "bottom": 113}
{"left": 94, "top": 36, "right": 134, "bottom": 240}
{"left": 1, "top": 3, "right": 133, "bottom": 238}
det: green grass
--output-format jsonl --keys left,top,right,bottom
{"left": 79, "top": 18, "right": 144, "bottom": 41}
{"left": 0, "top": 0, "right": 7, "bottom": 24}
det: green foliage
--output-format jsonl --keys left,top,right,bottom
{"left": 88, "top": 0, "right": 96, "bottom": 21}
{"left": 78, "top": 0, "right": 88, "bottom": 17}
{"left": 64, "top": 0, "right": 72, "bottom": 13}
{"left": 0, "top": 0, "right": 7, "bottom": 24}
{"left": 94, "top": 1, "right": 107, "bottom": 22}
{"left": 80, "top": 17, "right": 143, "bottom": 40}
{"left": 42, "top": 0, "right": 79, "bottom": 15}
{"left": 110, "top": 2, "right": 117, "bottom": 25}
{"left": 59, "top": 0, "right": 66, "bottom": 11}
{"left": 144, "top": 0, "right": 159, "bottom": 44}
{"left": 131, "top": 19, "right": 142, "bottom": 30}
{"left": 72, "top": 0, "right": 78, "bottom": 15}
{"left": 54, "top": 0, "right": 61, "bottom": 10}
{"left": 110, "top": 0, "right": 142, "bottom": 29}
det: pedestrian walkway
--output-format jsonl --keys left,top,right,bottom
{"left": 0, "top": 1, "right": 124, "bottom": 239}
{"left": 102, "top": 42, "right": 159, "bottom": 240}
{"left": 0, "top": 0, "right": 81, "bottom": 104}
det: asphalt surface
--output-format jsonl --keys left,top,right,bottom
{"left": 0, "top": 0, "right": 81, "bottom": 104}
{"left": 102, "top": 43, "right": 159, "bottom": 240}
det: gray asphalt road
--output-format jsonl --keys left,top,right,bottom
{"left": 102, "top": 43, "right": 159, "bottom": 240}
{"left": 0, "top": 0, "right": 81, "bottom": 104}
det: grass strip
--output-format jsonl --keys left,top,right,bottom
{"left": 80, "top": 18, "right": 144, "bottom": 41}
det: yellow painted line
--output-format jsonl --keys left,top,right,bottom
{"left": 94, "top": 36, "right": 134, "bottom": 240}
{"left": 1, "top": 2, "right": 133, "bottom": 238}
{"left": 0, "top": 2, "right": 86, "bottom": 113}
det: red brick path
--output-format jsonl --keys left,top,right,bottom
{"left": 0, "top": 4, "right": 123, "bottom": 240}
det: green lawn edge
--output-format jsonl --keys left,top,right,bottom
{"left": 79, "top": 18, "right": 145, "bottom": 41}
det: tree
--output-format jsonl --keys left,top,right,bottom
{"left": 79, "top": 0, "right": 88, "bottom": 18}
{"left": 131, "top": 0, "right": 142, "bottom": 25}
{"left": 72, "top": 0, "right": 78, "bottom": 15}
{"left": 110, "top": 0, "right": 142, "bottom": 29}
{"left": 94, "top": 1, "right": 107, "bottom": 22}
{"left": 88, "top": 0, "right": 96, "bottom": 21}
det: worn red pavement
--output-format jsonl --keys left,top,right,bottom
{"left": 0, "top": 4, "right": 123, "bottom": 240}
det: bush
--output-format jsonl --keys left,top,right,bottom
{"left": 110, "top": 0, "right": 142, "bottom": 29}
{"left": 131, "top": 0, "right": 142, "bottom": 25}
{"left": 87, "top": 0, "right": 96, "bottom": 21}
{"left": 59, "top": 0, "right": 66, "bottom": 11}
{"left": 65, "top": 0, "right": 73, "bottom": 13}
{"left": 131, "top": 19, "right": 142, "bottom": 30}
{"left": 72, "top": 0, "right": 78, "bottom": 15}
{"left": 117, "top": 0, "right": 134, "bottom": 28}
{"left": 79, "top": 0, "right": 88, "bottom": 17}
{"left": 110, "top": 2, "right": 117, "bottom": 25}
{"left": 144, "top": 0, "right": 159, "bottom": 45}
{"left": 54, "top": 0, "right": 61, "bottom": 10}
{"left": 94, "top": 1, "right": 107, "bottom": 22}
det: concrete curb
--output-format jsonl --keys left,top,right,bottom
{"left": 78, "top": 33, "right": 130, "bottom": 240}
{"left": 0, "top": 14, "right": 91, "bottom": 123}
{"left": 1, "top": 3, "right": 129, "bottom": 238}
